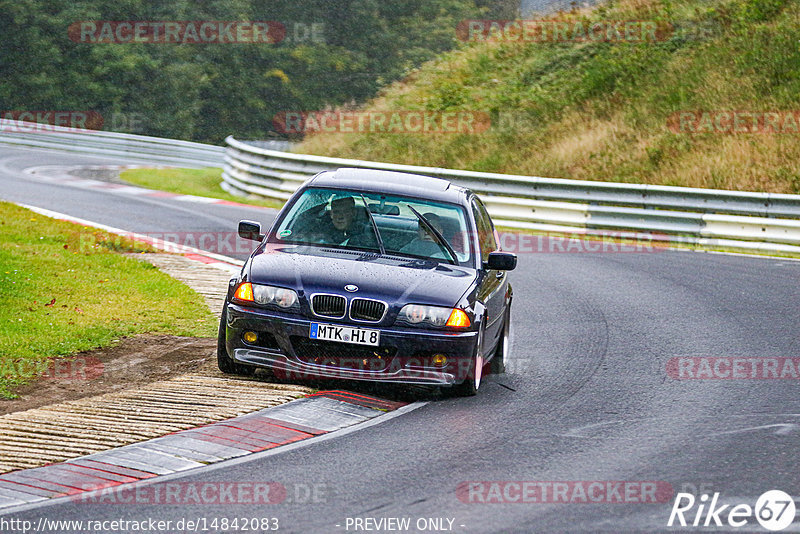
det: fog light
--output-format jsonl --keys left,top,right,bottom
{"left": 243, "top": 331, "right": 258, "bottom": 344}
{"left": 432, "top": 353, "right": 447, "bottom": 367}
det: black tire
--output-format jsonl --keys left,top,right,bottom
{"left": 448, "top": 327, "right": 484, "bottom": 397}
{"left": 449, "top": 355, "right": 483, "bottom": 397}
{"left": 489, "top": 309, "right": 510, "bottom": 375}
{"left": 217, "top": 303, "right": 256, "bottom": 376}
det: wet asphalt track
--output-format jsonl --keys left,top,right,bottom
{"left": 1, "top": 144, "right": 799, "bottom": 533}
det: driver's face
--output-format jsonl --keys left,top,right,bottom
{"left": 419, "top": 221, "right": 443, "bottom": 241}
{"left": 330, "top": 202, "right": 354, "bottom": 230}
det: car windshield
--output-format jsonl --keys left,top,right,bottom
{"left": 270, "top": 187, "right": 473, "bottom": 265}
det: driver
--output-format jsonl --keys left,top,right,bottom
{"left": 317, "top": 195, "right": 376, "bottom": 247}
{"left": 400, "top": 212, "right": 449, "bottom": 259}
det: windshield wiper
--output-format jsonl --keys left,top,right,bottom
{"left": 407, "top": 205, "right": 457, "bottom": 265}
{"left": 360, "top": 195, "right": 386, "bottom": 255}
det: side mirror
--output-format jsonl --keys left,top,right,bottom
{"left": 238, "top": 220, "right": 264, "bottom": 241}
{"left": 484, "top": 251, "right": 517, "bottom": 271}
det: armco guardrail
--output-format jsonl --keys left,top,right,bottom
{"left": 0, "top": 121, "right": 224, "bottom": 168}
{"left": 224, "top": 136, "right": 800, "bottom": 253}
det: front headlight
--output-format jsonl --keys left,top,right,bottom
{"left": 397, "top": 304, "right": 471, "bottom": 328}
{"left": 253, "top": 284, "right": 299, "bottom": 308}
{"left": 233, "top": 282, "right": 299, "bottom": 310}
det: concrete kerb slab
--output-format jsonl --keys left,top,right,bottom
{"left": 0, "top": 392, "right": 410, "bottom": 513}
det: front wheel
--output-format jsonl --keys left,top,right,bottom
{"left": 217, "top": 304, "right": 256, "bottom": 376}
{"left": 450, "top": 354, "right": 483, "bottom": 397}
{"left": 448, "top": 327, "right": 484, "bottom": 397}
{"left": 488, "top": 309, "right": 510, "bottom": 375}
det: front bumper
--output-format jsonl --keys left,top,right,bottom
{"left": 225, "top": 303, "right": 478, "bottom": 385}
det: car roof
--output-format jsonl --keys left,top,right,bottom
{"left": 307, "top": 168, "right": 471, "bottom": 204}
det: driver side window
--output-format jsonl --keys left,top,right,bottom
{"left": 471, "top": 198, "right": 497, "bottom": 263}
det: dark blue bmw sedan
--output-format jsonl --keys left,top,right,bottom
{"left": 218, "top": 168, "right": 516, "bottom": 396}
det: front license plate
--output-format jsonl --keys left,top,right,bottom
{"left": 310, "top": 323, "right": 380, "bottom": 346}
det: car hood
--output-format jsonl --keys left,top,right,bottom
{"left": 247, "top": 244, "right": 477, "bottom": 308}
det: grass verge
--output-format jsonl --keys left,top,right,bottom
{"left": 0, "top": 202, "right": 216, "bottom": 398}
{"left": 297, "top": 0, "right": 800, "bottom": 193}
{"left": 120, "top": 167, "right": 284, "bottom": 209}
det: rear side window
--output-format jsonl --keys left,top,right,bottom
{"left": 471, "top": 198, "right": 497, "bottom": 262}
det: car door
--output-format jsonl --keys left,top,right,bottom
{"left": 471, "top": 197, "right": 505, "bottom": 356}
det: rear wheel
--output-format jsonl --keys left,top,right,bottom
{"left": 217, "top": 304, "right": 256, "bottom": 376}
